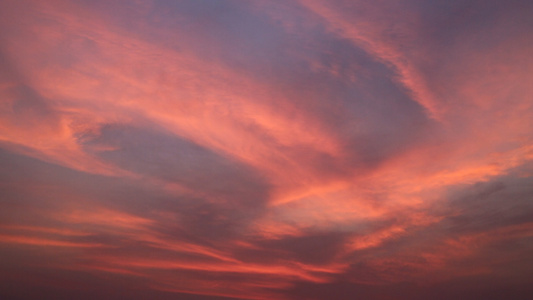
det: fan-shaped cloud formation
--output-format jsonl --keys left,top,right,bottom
{"left": 1, "top": 0, "right": 532, "bottom": 299}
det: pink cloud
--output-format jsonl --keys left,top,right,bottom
{"left": 1, "top": 0, "right": 532, "bottom": 299}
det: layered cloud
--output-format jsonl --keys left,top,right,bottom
{"left": 1, "top": 0, "right": 532, "bottom": 299}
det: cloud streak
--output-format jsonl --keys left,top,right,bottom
{"left": 1, "top": 0, "right": 532, "bottom": 299}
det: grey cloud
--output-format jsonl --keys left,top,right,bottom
{"left": 0, "top": 131, "right": 269, "bottom": 244}
{"left": 84, "top": 124, "right": 270, "bottom": 206}
{"left": 0, "top": 50, "right": 59, "bottom": 131}
{"left": 441, "top": 173, "right": 533, "bottom": 235}
{"left": 81, "top": 123, "right": 272, "bottom": 240}
{"left": 0, "top": 264, "right": 240, "bottom": 300}
{"left": 278, "top": 275, "right": 533, "bottom": 300}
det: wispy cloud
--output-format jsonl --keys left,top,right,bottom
{"left": 1, "top": 0, "right": 532, "bottom": 299}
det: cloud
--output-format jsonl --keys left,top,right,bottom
{"left": 1, "top": 0, "right": 533, "bottom": 299}
{"left": 235, "top": 230, "right": 351, "bottom": 266}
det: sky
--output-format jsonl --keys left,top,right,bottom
{"left": 0, "top": 0, "right": 532, "bottom": 299}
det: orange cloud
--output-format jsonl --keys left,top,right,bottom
{"left": 1, "top": 0, "right": 533, "bottom": 299}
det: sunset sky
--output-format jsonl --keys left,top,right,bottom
{"left": 1, "top": 0, "right": 533, "bottom": 299}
